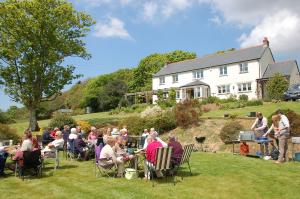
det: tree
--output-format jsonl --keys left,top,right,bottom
{"left": 266, "top": 73, "right": 289, "bottom": 100}
{"left": 130, "top": 50, "right": 196, "bottom": 92}
{"left": 0, "top": 0, "right": 94, "bottom": 131}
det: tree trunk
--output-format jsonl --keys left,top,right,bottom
{"left": 28, "top": 106, "right": 40, "bottom": 131}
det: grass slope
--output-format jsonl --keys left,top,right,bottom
{"left": 1, "top": 152, "right": 300, "bottom": 199}
{"left": 202, "top": 101, "right": 300, "bottom": 118}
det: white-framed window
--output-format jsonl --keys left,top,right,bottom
{"left": 193, "top": 70, "right": 203, "bottom": 79}
{"left": 172, "top": 74, "right": 178, "bottom": 83}
{"left": 159, "top": 76, "right": 165, "bottom": 85}
{"left": 195, "top": 87, "right": 201, "bottom": 98}
{"left": 176, "top": 91, "right": 180, "bottom": 99}
{"left": 219, "top": 66, "right": 228, "bottom": 76}
{"left": 238, "top": 82, "right": 252, "bottom": 92}
{"left": 217, "top": 85, "right": 230, "bottom": 94}
{"left": 239, "top": 62, "right": 248, "bottom": 73}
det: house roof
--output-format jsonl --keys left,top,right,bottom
{"left": 153, "top": 45, "right": 267, "bottom": 77}
{"left": 261, "top": 60, "right": 299, "bottom": 79}
{"left": 180, "top": 80, "right": 209, "bottom": 88}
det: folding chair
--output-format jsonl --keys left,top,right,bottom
{"left": 94, "top": 144, "right": 117, "bottom": 178}
{"left": 16, "top": 150, "right": 43, "bottom": 180}
{"left": 43, "top": 147, "right": 63, "bottom": 170}
{"left": 175, "top": 144, "right": 194, "bottom": 180}
{"left": 147, "top": 147, "right": 173, "bottom": 187}
{"left": 67, "top": 139, "right": 80, "bottom": 161}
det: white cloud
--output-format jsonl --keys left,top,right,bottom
{"left": 209, "top": 15, "right": 222, "bottom": 25}
{"left": 162, "top": 0, "right": 192, "bottom": 18}
{"left": 238, "top": 10, "right": 300, "bottom": 54}
{"left": 94, "top": 17, "right": 133, "bottom": 40}
{"left": 142, "top": 2, "right": 158, "bottom": 21}
{"left": 200, "top": 0, "right": 300, "bottom": 55}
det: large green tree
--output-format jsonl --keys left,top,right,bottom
{"left": 130, "top": 50, "right": 196, "bottom": 92}
{"left": 0, "top": 0, "right": 94, "bottom": 131}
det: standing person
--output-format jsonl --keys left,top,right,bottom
{"left": 264, "top": 112, "right": 290, "bottom": 163}
{"left": 42, "top": 127, "right": 53, "bottom": 145}
{"left": 251, "top": 112, "right": 269, "bottom": 156}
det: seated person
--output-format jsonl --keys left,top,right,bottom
{"left": 96, "top": 132, "right": 105, "bottom": 147}
{"left": 42, "top": 127, "right": 54, "bottom": 145}
{"left": 99, "top": 136, "right": 124, "bottom": 177}
{"left": 0, "top": 145, "right": 9, "bottom": 176}
{"left": 168, "top": 134, "right": 183, "bottom": 168}
{"left": 111, "top": 128, "right": 119, "bottom": 138}
{"left": 144, "top": 135, "right": 163, "bottom": 180}
{"left": 42, "top": 131, "right": 64, "bottom": 156}
{"left": 113, "top": 136, "right": 134, "bottom": 162}
{"left": 12, "top": 130, "right": 33, "bottom": 166}
{"left": 88, "top": 126, "right": 98, "bottom": 143}
{"left": 62, "top": 125, "right": 70, "bottom": 143}
{"left": 143, "top": 128, "right": 167, "bottom": 149}
{"left": 50, "top": 127, "right": 60, "bottom": 139}
{"left": 75, "top": 135, "right": 90, "bottom": 161}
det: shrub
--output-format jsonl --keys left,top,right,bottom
{"left": 175, "top": 99, "right": 202, "bottom": 128}
{"left": 239, "top": 94, "right": 248, "bottom": 101}
{"left": 201, "top": 96, "right": 219, "bottom": 105}
{"left": 140, "top": 106, "right": 163, "bottom": 118}
{"left": 245, "top": 100, "right": 263, "bottom": 106}
{"left": 49, "top": 113, "right": 76, "bottom": 129}
{"left": 219, "top": 120, "right": 244, "bottom": 144}
{"left": 266, "top": 73, "right": 289, "bottom": 100}
{"left": 0, "top": 124, "right": 20, "bottom": 143}
{"left": 120, "top": 110, "right": 176, "bottom": 135}
{"left": 76, "top": 120, "right": 91, "bottom": 133}
{"left": 267, "top": 109, "right": 300, "bottom": 136}
{"left": 87, "top": 118, "right": 119, "bottom": 127}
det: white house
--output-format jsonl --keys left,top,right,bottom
{"left": 152, "top": 39, "right": 300, "bottom": 103}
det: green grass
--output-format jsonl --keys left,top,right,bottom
{"left": 1, "top": 152, "right": 300, "bottom": 199}
{"left": 10, "top": 112, "right": 138, "bottom": 136}
{"left": 202, "top": 101, "right": 300, "bottom": 118}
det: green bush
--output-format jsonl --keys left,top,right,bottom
{"left": 87, "top": 117, "right": 120, "bottom": 127}
{"left": 120, "top": 110, "right": 176, "bottom": 135}
{"left": 266, "top": 73, "right": 289, "bottom": 100}
{"left": 201, "top": 96, "right": 220, "bottom": 105}
{"left": 245, "top": 100, "right": 263, "bottom": 106}
{"left": 267, "top": 109, "right": 300, "bottom": 136}
{"left": 49, "top": 113, "right": 76, "bottom": 129}
{"left": 175, "top": 99, "right": 202, "bottom": 128}
{"left": 239, "top": 94, "right": 249, "bottom": 101}
{"left": 0, "top": 124, "right": 20, "bottom": 143}
{"left": 219, "top": 120, "right": 244, "bottom": 144}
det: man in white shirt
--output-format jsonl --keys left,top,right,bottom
{"left": 42, "top": 131, "right": 64, "bottom": 155}
{"left": 251, "top": 112, "right": 269, "bottom": 156}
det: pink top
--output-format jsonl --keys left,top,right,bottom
{"left": 146, "top": 140, "right": 163, "bottom": 164}
{"left": 88, "top": 132, "right": 97, "bottom": 141}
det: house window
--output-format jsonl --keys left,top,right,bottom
{"left": 240, "top": 62, "right": 248, "bottom": 73}
{"left": 159, "top": 76, "right": 165, "bottom": 85}
{"left": 172, "top": 74, "right": 178, "bottom": 83}
{"left": 176, "top": 91, "right": 180, "bottom": 99}
{"left": 195, "top": 87, "right": 201, "bottom": 98}
{"left": 219, "top": 66, "right": 228, "bottom": 76}
{"left": 193, "top": 70, "right": 203, "bottom": 79}
{"left": 217, "top": 85, "right": 230, "bottom": 94}
{"left": 238, "top": 82, "right": 252, "bottom": 92}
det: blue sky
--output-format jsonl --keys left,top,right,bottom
{"left": 1, "top": 0, "right": 300, "bottom": 110}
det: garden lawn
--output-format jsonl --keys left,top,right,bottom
{"left": 202, "top": 101, "right": 300, "bottom": 118}
{"left": 1, "top": 152, "right": 300, "bottom": 199}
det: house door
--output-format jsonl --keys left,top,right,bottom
{"left": 186, "top": 89, "right": 194, "bottom": 99}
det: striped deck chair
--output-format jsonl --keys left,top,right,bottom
{"left": 147, "top": 147, "right": 173, "bottom": 187}
{"left": 176, "top": 144, "right": 194, "bottom": 180}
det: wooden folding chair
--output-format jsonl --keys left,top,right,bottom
{"left": 175, "top": 144, "right": 194, "bottom": 180}
{"left": 94, "top": 144, "right": 117, "bottom": 178}
{"left": 147, "top": 147, "right": 173, "bottom": 187}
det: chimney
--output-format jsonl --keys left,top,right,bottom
{"left": 263, "top": 37, "right": 269, "bottom": 47}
